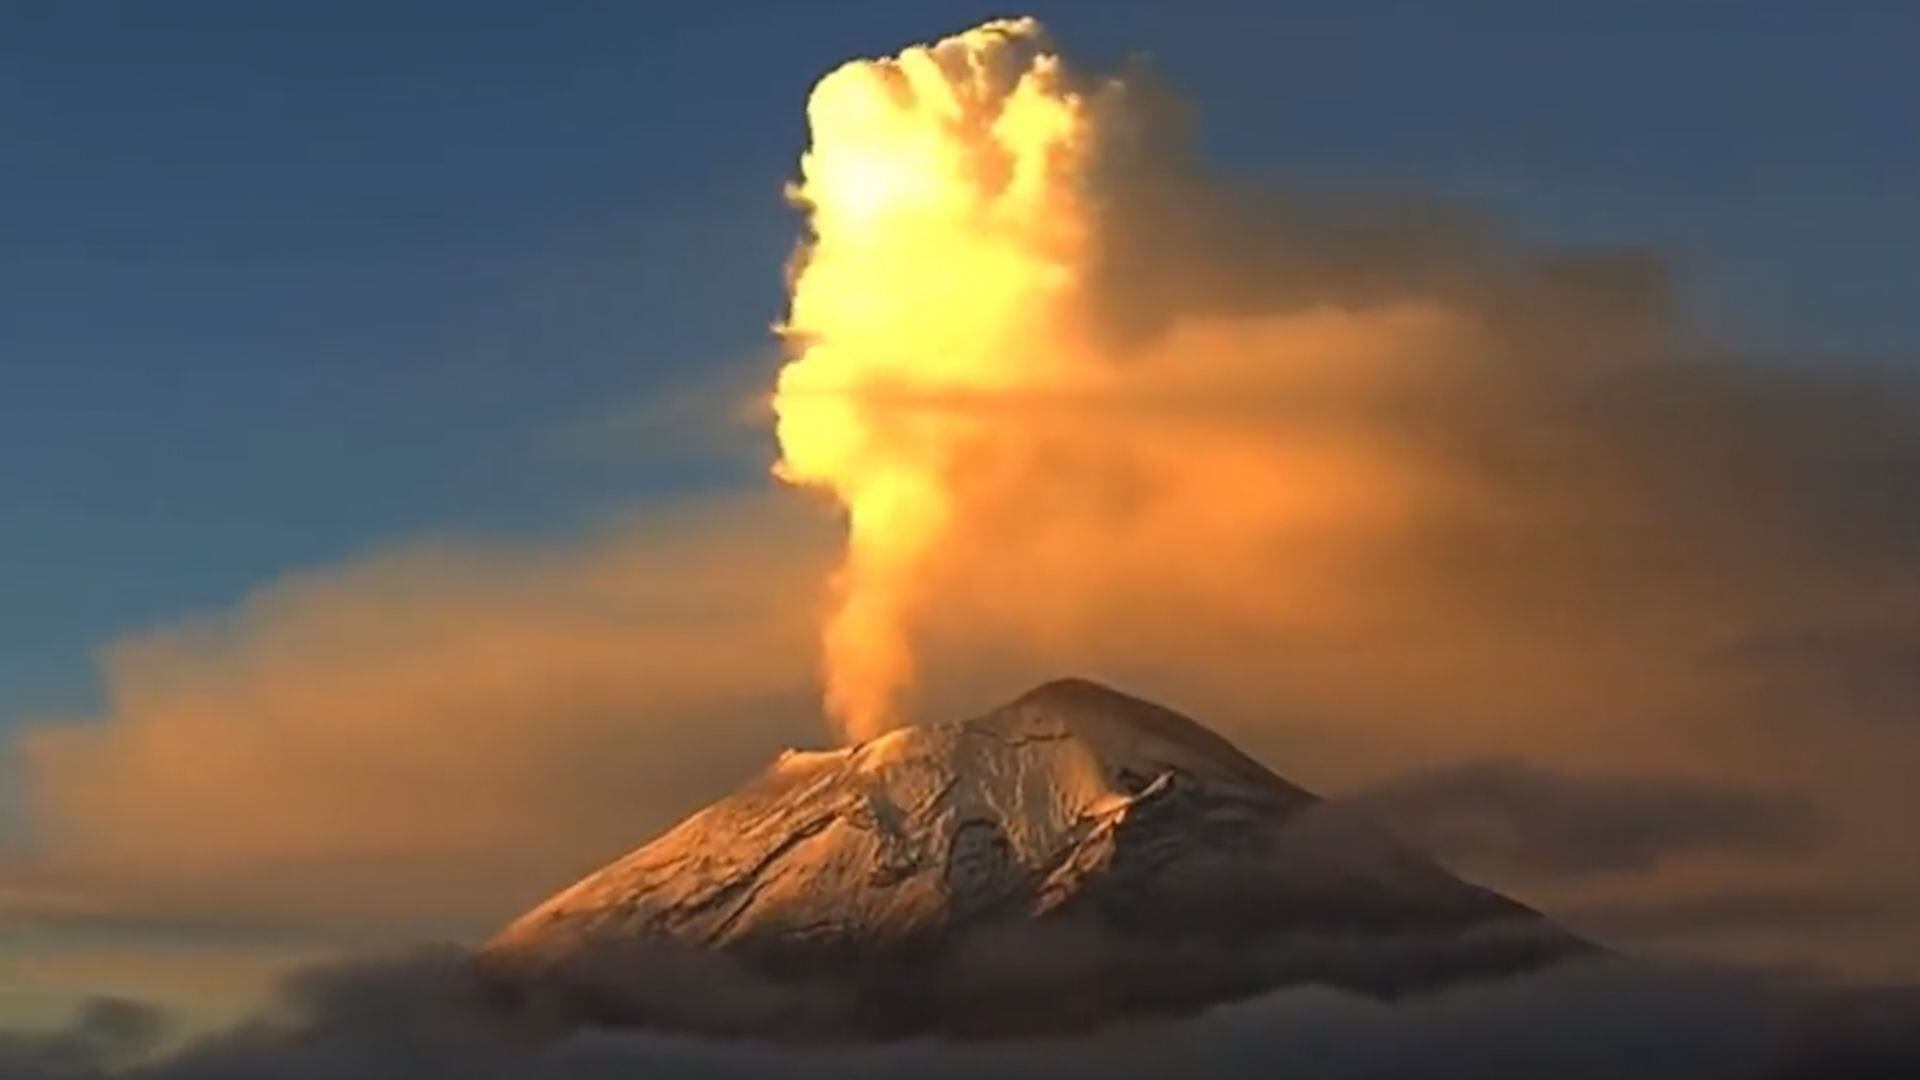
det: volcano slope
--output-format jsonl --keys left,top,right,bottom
{"left": 483, "top": 679, "right": 1589, "bottom": 1038}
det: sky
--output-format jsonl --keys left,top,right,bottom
{"left": 6, "top": 0, "right": 1918, "bottom": 732}
{"left": 2, "top": 0, "right": 1918, "bottom": 1064}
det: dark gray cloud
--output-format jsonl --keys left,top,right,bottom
{"left": 3, "top": 949, "right": 1909, "bottom": 1079}
{"left": 1565, "top": 887, "right": 1900, "bottom": 943}
{"left": 1349, "top": 759, "right": 1821, "bottom": 880}
{"left": 0, "top": 997, "right": 165, "bottom": 1079}
{"left": 1731, "top": 619, "right": 1920, "bottom": 729}
{"left": 490, "top": 916, "right": 1583, "bottom": 1040}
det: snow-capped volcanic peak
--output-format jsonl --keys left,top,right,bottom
{"left": 485, "top": 679, "right": 1583, "bottom": 1036}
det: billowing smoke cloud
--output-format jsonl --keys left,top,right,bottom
{"left": 769, "top": 18, "right": 1918, "bottom": 750}
{"left": 772, "top": 17, "right": 1117, "bottom": 739}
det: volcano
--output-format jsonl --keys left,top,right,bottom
{"left": 483, "top": 679, "right": 1588, "bottom": 1037}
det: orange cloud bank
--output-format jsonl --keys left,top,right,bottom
{"left": 9, "top": 499, "right": 835, "bottom": 931}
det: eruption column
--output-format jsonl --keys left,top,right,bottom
{"left": 773, "top": 18, "right": 1105, "bottom": 740}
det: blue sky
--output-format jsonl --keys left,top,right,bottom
{"left": 3, "top": 0, "right": 1917, "bottom": 750}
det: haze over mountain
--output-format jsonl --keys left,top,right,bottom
{"left": 484, "top": 679, "right": 1586, "bottom": 1037}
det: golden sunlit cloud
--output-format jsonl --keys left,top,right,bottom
{"left": 771, "top": 18, "right": 1500, "bottom": 740}
{"left": 773, "top": 18, "right": 1103, "bottom": 740}
{"left": 8, "top": 497, "right": 835, "bottom": 930}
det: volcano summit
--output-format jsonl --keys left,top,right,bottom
{"left": 484, "top": 680, "right": 1587, "bottom": 1037}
